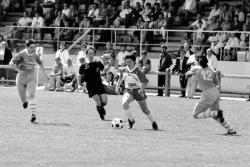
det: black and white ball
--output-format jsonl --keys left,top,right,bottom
{"left": 111, "top": 118, "right": 123, "bottom": 129}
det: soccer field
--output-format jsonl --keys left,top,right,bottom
{"left": 0, "top": 87, "right": 249, "bottom": 167}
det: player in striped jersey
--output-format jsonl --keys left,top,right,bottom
{"left": 186, "top": 55, "right": 237, "bottom": 135}
{"left": 116, "top": 54, "right": 158, "bottom": 130}
{"left": 9, "top": 39, "right": 49, "bottom": 123}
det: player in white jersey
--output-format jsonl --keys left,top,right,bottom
{"left": 186, "top": 55, "right": 236, "bottom": 135}
{"left": 116, "top": 54, "right": 158, "bottom": 130}
{"left": 9, "top": 39, "right": 49, "bottom": 123}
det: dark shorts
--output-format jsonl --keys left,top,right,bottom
{"left": 87, "top": 84, "right": 105, "bottom": 98}
{"left": 125, "top": 88, "right": 147, "bottom": 101}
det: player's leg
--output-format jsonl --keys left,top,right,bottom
{"left": 193, "top": 101, "right": 218, "bottom": 119}
{"left": 211, "top": 96, "right": 237, "bottom": 135}
{"left": 137, "top": 100, "right": 158, "bottom": 130}
{"left": 100, "top": 94, "right": 108, "bottom": 106}
{"left": 122, "top": 91, "right": 135, "bottom": 129}
{"left": 92, "top": 94, "right": 106, "bottom": 120}
{"left": 16, "top": 74, "right": 28, "bottom": 109}
{"left": 27, "top": 81, "right": 37, "bottom": 122}
{"left": 190, "top": 75, "right": 197, "bottom": 98}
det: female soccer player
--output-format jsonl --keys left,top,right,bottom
{"left": 78, "top": 46, "right": 108, "bottom": 120}
{"left": 185, "top": 55, "right": 236, "bottom": 135}
{"left": 115, "top": 54, "right": 158, "bottom": 130}
{"left": 9, "top": 39, "right": 49, "bottom": 123}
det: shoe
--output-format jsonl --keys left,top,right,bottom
{"left": 49, "top": 87, "right": 55, "bottom": 91}
{"left": 128, "top": 119, "right": 135, "bottom": 129}
{"left": 227, "top": 130, "right": 237, "bottom": 135}
{"left": 152, "top": 121, "right": 158, "bottom": 130}
{"left": 246, "top": 99, "right": 250, "bottom": 101}
{"left": 97, "top": 107, "right": 105, "bottom": 120}
{"left": 216, "top": 110, "right": 225, "bottom": 123}
{"left": 31, "top": 114, "right": 36, "bottom": 123}
{"left": 179, "top": 95, "right": 185, "bottom": 98}
{"left": 23, "top": 102, "right": 28, "bottom": 109}
{"left": 55, "top": 88, "right": 63, "bottom": 91}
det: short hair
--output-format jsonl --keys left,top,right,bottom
{"left": 1, "top": 41, "right": 8, "bottom": 48}
{"left": 198, "top": 56, "right": 208, "bottom": 68}
{"left": 86, "top": 45, "right": 96, "bottom": 54}
{"left": 55, "top": 57, "right": 61, "bottom": 61}
{"left": 125, "top": 54, "right": 136, "bottom": 62}
{"left": 25, "top": 39, "right": 36, "bottom": 47}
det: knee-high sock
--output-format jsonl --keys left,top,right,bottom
{"left": 146, "top": 113, "right": 155, "bottom": 123}
{"left": 28, "top": 99, "right": 37, "bottom": 115}
{"left": 124, "top": 108, "right": 133, "bottom": 121}
{"left": 214, "top": 118, "right": 235, "bottom": 132}
{"left": 196, "top": 110, "right": 218, "bottom": 119}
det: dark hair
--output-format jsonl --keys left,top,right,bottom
{"left": 198, "top": 56, "right": 208, "bottom": 68}
{"left": 125, "top": 54, "right": 136, "bottom": 62}
{"left": 25, "top": 39, "right": 36, "bottom": 47}
{"left": 86, "top": 46, "right": 96, "bottom": 54}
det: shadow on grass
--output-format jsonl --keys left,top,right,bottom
{"left": 130, "top": 128, "right": 166, "bottom": 132}
{"left": 215, "top": 133, "right": 242, "bottom": 137}
{"left": 32, "top": 122, "right": 71, "bottom": 127}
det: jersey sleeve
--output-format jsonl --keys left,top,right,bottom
{"left": 136, "top": 67, "right": 148, "bottom": 84}
{"left": 98, "top": 61, "right": 104, "bottom": 71}
{"left": 78, "top": 64, "right": 85, "bottom": 75}
{"left": 35, "top": 54, "right": 42, "bottom": 65}
{"left": 10, "top": 52, "right": 23, "bottom": 64}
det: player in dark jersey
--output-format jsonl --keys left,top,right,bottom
{"left": 78, "top": 46, "right": 108, "bottom": 120}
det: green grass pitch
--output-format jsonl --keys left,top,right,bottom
{"left": 0, "top": 87, "right": 249, "bottom": 167}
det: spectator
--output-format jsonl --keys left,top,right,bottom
{"left": 0, "top": 41, "right": 13, "bottom": 84}
{"left": 140, "top": 2, "right": 152, "bottom": 22}
{"left": 102, "top": 53, "right": 117, "bottom": 86}
{"left": 67, "top": 4, "right": 78, "bottom": 25}
{"left": 193, "top": 20, "right": 205, "bottom": 45}
{"left": 207, "top": 2, "right": 221, "bottom": 23}
{"left": 157, "top": 44, "right": 172, "bottom": 96}
{"left": 244, "top": 14, "right": 250, "bottom": 31}
{"left": 154, "top": 12, "right": 167, "bottom": 41}
{"left": 62, "top": 3, "right": 70, "bottom": 17}
{"left": 210, "top": 32, "right": 227, "bottom": 56}
{"left": 177, "top": 0, "right": 197, "bottom": 25}
{"left": 220, "top": 15, "right": 233, "bottom": 31}
{"left": 206, "top": 48, "right": 217, "bottom": 70}
{"left": 151, "top": 3, "right": 162, "bottom": 21}
{"left": 16, "top": 11, "right": 32, "bottom": 37}
{"left": 144, "top": 0, "right": 162, "bottom": 7}
{"left": 29, "top": 12, "right": 44, "bottom": 40}
{"left": 113, "top": 1, "right": 133, "bottom": 28}
{"left": 171, "top": 49, "right": 190, "bottom": 97}
{"left": 131, "top": 2, "right": 143, "bottom": 25}
{"left": 130, "top": 0, "right": 143, "bottom": 8}
{"left": 30, "top": 0, "right": 43, "bottom": 17}
{"left": 219, "top": 3, "right": 230, "bottom": 22}
{"left": 76, "top": 57, "right": 87, "bottom": 92}
{"left": 116, "top": 45, "right": 129, "bottom": 67}
{"left": 88, "top": 3, "right": 99, "bottom": 25}
{"left": 232, "top": 15, "right": 242, "bottom": 31}
{"left": 55, "top": 42, "right": 70, "bottom": 65}
{"left": 103, "top": 42, "right": 116, "bottom": 66}
{"left": 133, "top": 16, "right": 147, "bottom": 43}
{"left": 239, "top": 25, "right": 249, "bottom": 49}
{"left": 93, "top": 2, "right": 107, "bottom": 26}
{"left": 190, "top": 13, "right": 207, "bottom": 29}
{"left": 76, "top": 43, "right": 88, "bottom": 67}
{"left": 42, "top": 0, "right": 55, "bottom": 16}
{"left": 0, "top": 0, "right": 11, "bottom": 19}
{"left": 49, "top": 57, "right": 63, "bottom": 91}
{"left": 51, "top": 2, "right": 61, "bottom": 19}
{"left": 138, "top": 50, "right": 151, "bottom": 74}
{"left": 186, "top": 46, "right": 199, "bottom": 98}
{"left": 76, "top": 14, "right": 90, "bottom": 37}
{"left": 59, "top": 21, "right": 74, "bottom": 41}
{"left": 162, "top": 3, "right": 171, "bottom": 25}
{"left": 72, "top": 15, "right": 81, "bottom": 35}
{"left": 106, "top": 4, "right": 119, "bottom": 26}
{"left": 183, "top": 42, "right": 193, "bottom": 57}
{"left": 206, "top": 16, "right": 220, "bottom": 31}
{"left": 224, "top": 33, "right": 239, "bottom": 61}
{"left": 235, "top": 5, "right": 245, "bottom": 23}
{"left": 59, "top": 58, "right": 78, "bottom": 92}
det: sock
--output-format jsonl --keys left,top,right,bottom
{"left": 196, "top": 110, "right": 218, "bottom": 119}
{"left": 146, "top": 113, "right": 155, "bottom": 123}
{"left": 29, "top": 99, "right": 36, "bottom": 115}
{"left": 124, "top": 108, "right": 133, "bottom": 121}
{"left": 214, "top": 118, "right": 235, "bottom": 132}
{"left": 97, "top": 106, "right": 106, "bottom": 115}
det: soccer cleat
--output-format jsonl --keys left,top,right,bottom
{"left": 23, "top": 102, "right": 28, "bottom": 109}
{"left": 30, "top": 114, "right": 36, "bottom": 123}
{"left": 152, "top": 122, "right": 158, "bottom": 131}
{"left": 227, "top": 130, "right": 237, "bottom": 135}
{"left": 97, "top": 107, "right": 105, "bottom": 120}
{"left": 216, "top": 110, "right": 225, "bottom": 123}
{"left": 128, "top": 119, "right": 135, "bottom": 129}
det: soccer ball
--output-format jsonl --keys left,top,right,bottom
{"left": 111, "top": 118, "right": 123, "bottom": 129}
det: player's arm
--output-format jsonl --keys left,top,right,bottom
{"left": 9, "top": 53, "right": 22, "bottom": 73}
{"left": 36, "top": 55, "right": 49, "bottom": 81}
{"left": 115, "top": 69, "right": 123, "bottom": 95}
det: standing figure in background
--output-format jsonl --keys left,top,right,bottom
{"left": 171, "top": 49, "right": 190, "bottom": 97}
{"left": 157, "top": 45, "right": 172, "bottom": 96}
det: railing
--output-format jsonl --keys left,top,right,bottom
{"left": 1, "top": 65, "right": 250, "bottom": 96}
{"left": 3, "top": 25, "right": 250, "bottom": 61}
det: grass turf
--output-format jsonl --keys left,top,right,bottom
{"left": 0, "top": 87, "right": 250, "bottom": 167}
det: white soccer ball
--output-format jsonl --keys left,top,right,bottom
{"left": 111, "top": 118, "right": 123, "bottom": 129}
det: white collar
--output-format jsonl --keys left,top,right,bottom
{"left": 126, "top": 66, "right": 137, "bottom": 73}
